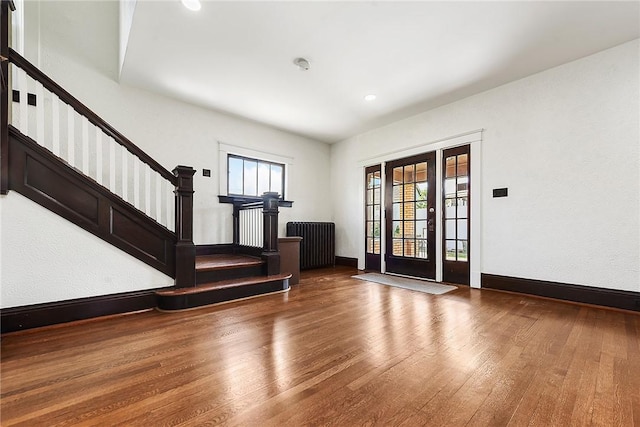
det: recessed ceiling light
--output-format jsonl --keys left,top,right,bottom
{"left": 364, "top": 94, "right": 377, "bottom": 102}
{"left": 181, "top": 0, "right": 201, "bottom": 11}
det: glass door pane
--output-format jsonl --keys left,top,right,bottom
{"left": 365, "top": 165, "right": 382, "bottom": 271}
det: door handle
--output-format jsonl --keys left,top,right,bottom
{"left": 428, "top": 218, "right": 435, "bottom": 232}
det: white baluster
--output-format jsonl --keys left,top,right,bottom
{"left": 144, "top": 164, "right": 152, "bottom": 216}
{"left": 109, "top": 137, "right": 116, "bottom": 194}
{"left": 18, "top": 69, "right": 28, "bottom": 135}
{"left": 96, "top": 129, "right": 103, "bottom": 186}
{"left": 121, "top": 145, "right": 128, "bottom": 202}
{"left": 67, "top": 105, "right": 75, "bottom": 167}
{"left": 81, "top": 117, "right": 89, "bottom": 175}
{"left": 26, "top": 74, "right": 37, "bottom": 138}
{"left": 133, "top": 156, "right": 140, "bottom": 209}
{"left": 167, "top": 179, "right": 175, "bottom": 232}
{"left": 51, "top": 94, "right": 60, "bottom": 157}
{"left": 155, "top": 173, "right": 162, "bottom": 223}
{"left": 10, "top": 65, "right": 20, "bottom": 129}
{"left": 35, "top": 81, "right": 45, "bottom": 147}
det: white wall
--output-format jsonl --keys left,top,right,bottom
{"left": 331, "top": 40, "right": 640, "bottom": 292}
{"left": 27, "top": 0, "right": 332, "bottom": 244}
{"left": 0, "top": 1, "right": 331, "bottom": 308}
{"left": 0, "top": 193, "right": 174, "bottom": 308}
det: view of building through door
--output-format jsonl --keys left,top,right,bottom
{"left": 364, "top": 165, "right": 381, "bottom": 271}
{"left": 385, "top": 153, "right": 436, "bottom": 279}
{"left": 442, "top": 145, "right": 470, "bottom": 284}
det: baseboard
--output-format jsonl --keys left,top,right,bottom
{"left": 1, "top": 289, "right": 163, "bottom": 333}
{"left": 335, "top": 256, "right": 358, "bottom": 268}
{"left": 482, "top": 274, "right": 640, "bottom": 313}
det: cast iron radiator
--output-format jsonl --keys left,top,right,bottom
{"left": 286, "top": 222, "right": 335, "bottom": 270}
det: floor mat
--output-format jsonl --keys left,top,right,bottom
{"left": 353, "top": 272, "right": 457, "bottom": 295}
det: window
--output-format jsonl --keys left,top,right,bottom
{"left": 227, "top": 154, "right": 285, "bottom": 199}
{"left": 391, "top": 161, "right": 429, "bottom": 259}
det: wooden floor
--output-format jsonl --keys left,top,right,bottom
{"left": 2, "top": 267, "right": 639, "bottom": 426}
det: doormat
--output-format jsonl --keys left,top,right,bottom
{"left": 353, "top": 273, "right": 457, "bottom": 295}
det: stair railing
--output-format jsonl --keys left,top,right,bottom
{"left": 6, "top": 49, "right": 178, "bottom": 231}
{"left": 233, "top": 192, "right": 280, "bottom": 275}
{"left": 1, "top": 42, "right": 196, "bottom": 286}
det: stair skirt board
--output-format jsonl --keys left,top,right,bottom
{"left": 156, "top": 274, "right": 291, "bottom": 311}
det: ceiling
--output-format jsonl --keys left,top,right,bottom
{"left": 120, "top": 1, "right": 640, "bottom": 143}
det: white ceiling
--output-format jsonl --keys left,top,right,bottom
{"left": 120, "top": 1, "right": 640, "bottom": 143}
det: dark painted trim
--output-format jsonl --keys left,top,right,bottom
{"left": 482, "top": 274, "right": 640, "bottom": 313}
{"left": 173, "top": 165, "right": 196, "bottom": 288}
{"left": 364, "top": 164, "right": 381, "bottom": 272}
{"left": 442, "top": 144, "right": 470, "bottom": 285}
{"left": 218, "top": 194, "right": 293, "bottom": 207}
{"left": 157, "top": 276, "right": 290, "bottom": 311}
{"left": 7, "top": 49, "right": 175, "bottom": 183}
{"left": 195, "top": 244, "right": 263, "bottom": 258}
{"left": 1, "top": 1, "right": 9, "bottom": 194}
{"left": 196, "top": 243, "right": 236, "bottom": 256}
{"left": 335, "top": 256, "right": 358, "bottom": 268}
{"left": 1, "top": 289, "right": 164, "bottom": 333}
{"left": 196, "top": 264, "right": 264, "bottom": 285}
{"left": 8, "top": 127, "right": 177, "bottom": 276}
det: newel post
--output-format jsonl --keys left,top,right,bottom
{"left": 173, "top": 165, "right": 196, "bottom": 288}
{"left": 232, "top": 203, "right": 240, "bottom": 246}
{"left": 261, "top": 192, "right": 280, "bottom": 276}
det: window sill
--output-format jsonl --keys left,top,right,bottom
{"left": 218, "top": 195, "right": 293, "bottom": 207}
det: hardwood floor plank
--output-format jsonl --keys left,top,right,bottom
{"left": 1, "top": 267, "right": 639, "bottom": 426}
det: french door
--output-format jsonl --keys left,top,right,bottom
{"left": 442, "top": 145, "right": 470, "bottom": 284}
{"left": 385, "top": 152, "right": 436, "bottom": 279}
{"left": 364, "top": 165, "right": 382, "bottom": 271}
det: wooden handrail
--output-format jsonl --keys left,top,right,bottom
{"left": 8, "top": 48, "right": 176, "bottom": 184}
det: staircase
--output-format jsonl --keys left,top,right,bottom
{"left": 157, "top": 253, "right": 291, "bottom": 311}
{"left": 155, "top": 250, "right": 291, "bottom": 312}
{"left": 0, "top": 6, "right": 291, "bottom": 330}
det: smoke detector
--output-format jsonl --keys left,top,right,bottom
{"left": 293, "top": 57, "right": 310, "bottom": 71}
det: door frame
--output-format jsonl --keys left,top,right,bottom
{"left": 358, "top": 129, "right": 482, "bottom": 287}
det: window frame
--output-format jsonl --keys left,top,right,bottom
{"left": 227, "top": 153, "right": 286, "bottom": 200}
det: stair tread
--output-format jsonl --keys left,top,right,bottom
{"left": 156, "top": 273, "right": 292, "bottom": 296}
{"left": 195, "top": 254, "right": 264, "bottom": 272}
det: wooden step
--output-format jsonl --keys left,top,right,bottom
{"left": 156, "top": 273, "right": 292, "bottom": 311}
{"left": 195, "top": 254, "right": 265, "bottom": 284}
{"left": 195, "top": 254, "right": 264, "bottom": 271}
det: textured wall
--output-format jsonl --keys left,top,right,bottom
{"left": 331, "top": 40, "right": 640, "bottom": 292}
{"left": 0, "top": 193, "right": 174, "bottom": 308}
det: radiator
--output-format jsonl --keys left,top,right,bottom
{"left": 286, "top": 222, "right": 335, "bottom": 270}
